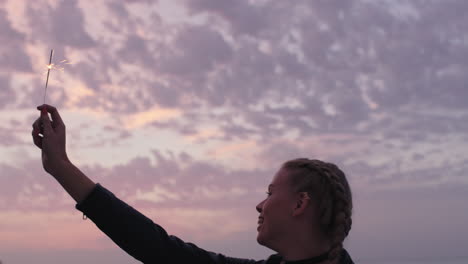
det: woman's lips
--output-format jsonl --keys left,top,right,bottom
{"left": 257, "top": 217, "right": 264, "bottom": 231}
{"left": 258, "top": 217, "right": 264, "bottom": 225}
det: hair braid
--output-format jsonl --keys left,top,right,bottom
{"left": 282, "top": 158, "right": 353, "bottom": 264}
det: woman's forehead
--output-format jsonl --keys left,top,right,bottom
{"left": 271, "top": 168, "right": 291, "bottom": 186}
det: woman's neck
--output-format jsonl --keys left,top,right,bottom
{"left": 280, "top": 250, "right": 330, "bottom": 264}
{"left": 278, "top": 234, "right": 331, "bottom": 262}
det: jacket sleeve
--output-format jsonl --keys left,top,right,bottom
{"left": 75, "top": 184, "right": 264, "bottom": 264}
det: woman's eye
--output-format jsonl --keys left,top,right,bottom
{"left": 266, "top": 191, "right": 272, "bottom": 197}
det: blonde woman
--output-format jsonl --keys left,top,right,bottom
{"left": 32, "top": 104, "right": 354, "bottom": 264}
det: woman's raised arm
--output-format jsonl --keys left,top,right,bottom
{"left": 31, "top": 104, "right": 262, "bottom": 264}
{"left": 32, "top": 104, "right": 95, "bottom": 203}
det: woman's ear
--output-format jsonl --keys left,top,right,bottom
{"left": 292, "top": 192, "right": 311, "bottom": 216}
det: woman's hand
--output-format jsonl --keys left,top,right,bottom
{"left": 32, "top": 104, "right": 70, "bottom": 176}
{"left": 31, "top": 104, "right": 95, "bottom": 203}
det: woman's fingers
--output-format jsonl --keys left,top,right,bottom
{"left": 37, "top": 104, "right": 64, "bottom": 129}
{"left": 40, "top": 106, "right": 53, "bottom": 136}
{"left": 31, "top": 117, "right": 43, "bottom": 149}
{"left": 33, "top": 104, "right": 65, "bottom": 150}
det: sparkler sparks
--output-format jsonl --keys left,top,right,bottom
{"left": 43, "top": 49, "right": 53, "bottom": 105}
{"left": 42, "top": 51, "right": 72, "bottom": 104}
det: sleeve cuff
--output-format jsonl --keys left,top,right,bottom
{"left": 75, "top": 183, "right": 106, "bottom": 212}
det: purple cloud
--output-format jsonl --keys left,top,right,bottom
{"left": 0, "top": 9, "right": 32, "bottom": 72}
{"left": 51, "top": 0, "right": 96, "bottom": 48}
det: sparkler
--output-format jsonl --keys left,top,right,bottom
{"left": 43, "top": 49, "right": 53, "bottom": 105}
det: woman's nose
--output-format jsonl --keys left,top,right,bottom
{"left": 256, "top": 200, "right": 264, "bottom": 213}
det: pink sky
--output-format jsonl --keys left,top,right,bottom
{"left": 1, "top": 0, "right": 468, "bottom": 263}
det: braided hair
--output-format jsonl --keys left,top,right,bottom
{"left": 282, "top": 158, "right": 353, "bottom": 264}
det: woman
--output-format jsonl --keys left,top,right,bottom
{"left": 32, "top": 104, "right": 355, "bottom": 264}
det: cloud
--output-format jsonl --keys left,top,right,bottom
{"left": 0, "top": 75, "right": 15, "bottom": 108}
{"left": 0, "top": 149, "right": 270, "bottom": 210}
{"left": 50, "top": 0, "right": 96, "bottom": 48}
{"left": 3, "top": 0, "right": 467, "bottom": 188}
{"left": 158, "top": 25, "right": 233, "bottom": 76}
{"left": 6, "top": 0, "right": 467, "bottom": 142}
{"left": 122, "top": 105, "right": 181, "bottom": 129}
{"left": 0, "top": 9, "right": 32, "bottom": 72}
{"left": 184, "top": 0, "right": 268, "bottom": 35}
{"left": 117, "top": 34, "right": 156, "bottom": 67}
{"left": 129, "top": 185, "right": 181, "bottom": 203}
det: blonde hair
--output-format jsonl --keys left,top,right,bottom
{"left": 282, "top": 158, "right": 353, "bottom": 263}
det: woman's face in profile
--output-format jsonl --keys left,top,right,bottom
{"left": 256, "top": 168, "right": 297, "bottom": 249}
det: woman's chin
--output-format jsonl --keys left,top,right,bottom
{"left": 256, "top": 234, "right": 265, "bottom": 245}
{"left": 256, "top": 226, "right": 267, "bottom": 245}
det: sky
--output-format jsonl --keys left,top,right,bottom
{"left": 0, "top": 0, "right": 468, "bottom": 263}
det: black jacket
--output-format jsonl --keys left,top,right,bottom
{"left": 76, "top": 184, "right": 354, "bottom": 264}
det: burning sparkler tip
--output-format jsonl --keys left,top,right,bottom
{"left": 43, "top": 49, "right": 54, "bottom": 105}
